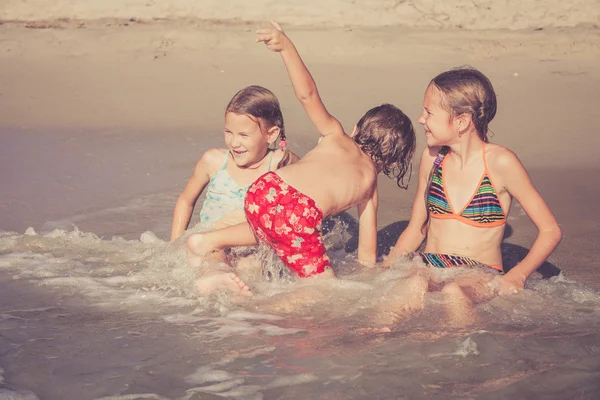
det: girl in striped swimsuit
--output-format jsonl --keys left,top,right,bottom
{"left": 380, "top": 67, "right": 562, "bottom": 326}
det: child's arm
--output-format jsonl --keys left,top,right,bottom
{"left": 257, "top": 21, "right": 344, "bottom": 137}
{"left": 492, "top": 149, "right": 562, "bottom": 294}
{"left": 356, "top": 186, "right": 379, "bottom": 264}
{"left": 170, "top": 149, "right": 219, "bottom": 242}
{"left": 383, "top": 147, "right": 437, "bottom": 266}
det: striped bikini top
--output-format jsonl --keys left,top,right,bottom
{"left": 427, "top": 145, "right": 506, "bottom": 228}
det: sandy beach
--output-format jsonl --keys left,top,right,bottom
{"left": 2, "top": 13, "right": 600, "bottom": 283}
{"left": 3, "top": 0, "right": 600, "bottom": 29}
{"left": 1, "top": 2, "right": 600, "bottom": 399}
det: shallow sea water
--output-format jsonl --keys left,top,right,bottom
{"left": 0, "top": 216, "right": 599, "bottom": 400}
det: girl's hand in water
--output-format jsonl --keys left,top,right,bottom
{"left": 380, "top": 254, "right": 395, "bottom": 268}
{"left": 359, "top": 259, "right": 378, "bottom": 268}
{"left": 489, "top": 273, "right": 525, "bottom": 296}
{"left": 380, "top": 251, "right": 409, "bottom": 268}
{"left": 256, "top": 20, "right": 290, "bottom": 52}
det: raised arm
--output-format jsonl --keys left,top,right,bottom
{"left": 256, "top": 21, "right": 343, "bottom": 137}
{"left": 383, "top": 147, "right": 438, "bottom": 266}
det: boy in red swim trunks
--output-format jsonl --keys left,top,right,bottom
{"left": 244, "top": 171, "right": 331, "bottom": 278}
{"left": 187, "top": 22, "right": 416, "bottom": 291}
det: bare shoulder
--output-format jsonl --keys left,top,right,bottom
{"left": 322, "top": 130, "right": 348, "bottom": 142}
{"left": 314, "top": 131, "right": 351, "bottom": 151}
{"left": 197, "top": 148, "right": 228, "bottom": 176}
{"left": 319, "top": 118, "right": 346, "bottom": 138}
{"left": 485, "top": 144, "right": 522, "bottom": 171}
{"left": 485, "top": 144, "right": 532, "bottom": 194}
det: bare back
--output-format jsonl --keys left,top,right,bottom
{"left": 275, "top": 133, "right": 377, "bottom": 217}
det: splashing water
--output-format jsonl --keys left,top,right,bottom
{"left": 0, "top": 220, "right": 599, "bottom": 399}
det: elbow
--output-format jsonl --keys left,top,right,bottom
{"left": 552, "top": 225, "right": 563, "bottom": 246}
{"left": 542, "top": 224, "right": 563, "bottom": 247}
{"left": 296, "top": 88, "right": 317, "bottom": 104}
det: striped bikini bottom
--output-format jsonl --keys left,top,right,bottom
{"left": 412, "top": 252, "right": 504, "bottom": 273}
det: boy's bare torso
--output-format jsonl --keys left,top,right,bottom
{"left": 275, "top": 134, "right": 377, "bottom": 218}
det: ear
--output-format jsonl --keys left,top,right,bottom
{"left": 266, "top": 126, "right": 281, "bottom": 144}
{"left": 350, "top": 125, "right": 358, "bottom": 137}
{"left": 454, "top": 113, "right": 472, "bottom": 134}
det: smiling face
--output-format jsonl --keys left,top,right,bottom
{"left": 418, "top": 84, "right": 459, "bottom": 148}
{"left": 223, "top": 112, "right": 277, "bottom": 168}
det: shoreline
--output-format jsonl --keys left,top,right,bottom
{"left": 3, "top": 16, "right": 599, "bottom": 29}
{"left": 2, "top": 0, "right": 599, "bottom": 30}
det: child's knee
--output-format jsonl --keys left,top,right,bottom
{"left": 187, "top": 233, "right": 203, "bottom": 253}
{"left": 441, "top": 282, "right": 464, "bottom": 296}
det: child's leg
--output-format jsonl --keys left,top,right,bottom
{"left": 371, "top": 270, "right": 430, "bottom": 328}
{"left": 187, "top": 222, "right": 258, "bottom": 297}
{"left": 452, "top": 271, "right": 497, "bottom": 304}
{"left": 440, "top": 282, "right": 473, "bottom": 327}
{"left": 441, "top": 271, "right": 495, "bottom": 327}
{"left": 255, "top": 269, "right": 336, "bottom": 314}
{"left": 187, "top": 222, "right": 258, "bottom": 267}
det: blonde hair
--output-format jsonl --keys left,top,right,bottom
{"left": 431, "top": 66, "right": 497, "bottom": 142}
{"left": 225, "top": 85, "right": 292, "bottom": 168}
{"left": 421, "top": 67, "right": 497, "bottom": 233}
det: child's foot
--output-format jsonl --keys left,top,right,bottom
{"left": 195, "top": 272, "right": 252, "bottom": 297}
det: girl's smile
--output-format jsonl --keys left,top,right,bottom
{"left": 224, "top": 112, "right": 273, "bottom": 168}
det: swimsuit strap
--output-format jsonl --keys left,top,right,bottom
{"left": 481, "top": 142, "right": 489, "bottom": 172}
{"left": 219, "top": 151, "right": 229, "bottom": 171}
{"left": 427, "top": 146, "right": 453, "bottom": 215}
{"left": 433, "top": 146, "right": 450, "bottom": 169}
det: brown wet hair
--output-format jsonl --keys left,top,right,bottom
{"left": 353, "top": 103, "right": 416, "bottom": 189}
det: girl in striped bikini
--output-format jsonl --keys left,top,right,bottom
{"left": 379, "top": 67, "right": 562, "bottom": 326}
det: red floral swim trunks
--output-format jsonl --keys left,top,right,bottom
{"left": 244, "top": 171, "right": 332, "bottom": 278}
